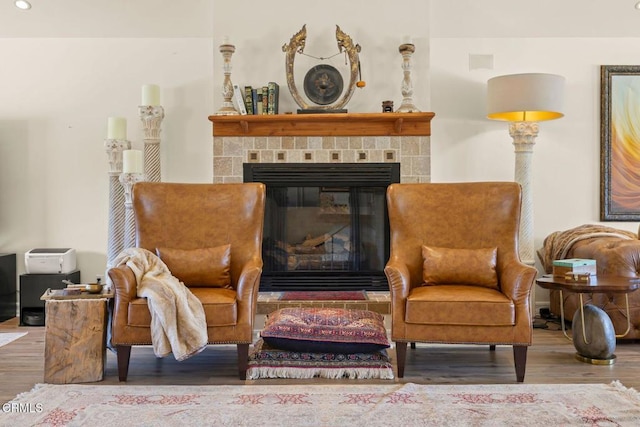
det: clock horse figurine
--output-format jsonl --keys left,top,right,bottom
{"left": 282, "top": 25, "right": 364, "bottom": 113}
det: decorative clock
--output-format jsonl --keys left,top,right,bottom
{"left": 282, "top": 25, "right": 364, "bottom": 113}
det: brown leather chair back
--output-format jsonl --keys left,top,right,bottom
{"left": 132, "top": 182, "right": 266, "bottom": 288}
{"left": 386, "top": 182, "right": 523, "bottom": 287}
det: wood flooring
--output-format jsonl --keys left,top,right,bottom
{"left": 1, "top": 316, "right": 639, "bottom": 404}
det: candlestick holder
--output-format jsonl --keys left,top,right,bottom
{"left": 215, "top": 43, "right": 240, "bottom": 115}
{"left": 139, "top": 105, "right": 164, "bottom": 182}
{"left": 395, "top": 43, "right": 420, "bottom": 113}
{"left": 104, "top": 138, "right": 131, "bottom": 270}
{"left": 119, "top": 172, "right": 146, "bottom": 249}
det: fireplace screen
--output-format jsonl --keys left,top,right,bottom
{"left": 244, "top": 163, "right": 399, "bottom": 291}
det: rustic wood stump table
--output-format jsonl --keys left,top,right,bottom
{"left": 41, "top": 288, "right": 113, "bottom": 384}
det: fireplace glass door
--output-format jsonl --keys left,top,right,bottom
{"left": 245, "top": 163, "right": 399, "bottom": 291}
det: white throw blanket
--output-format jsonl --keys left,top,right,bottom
{"left": 113, "top": 247, "right": 208, "bottom": 361}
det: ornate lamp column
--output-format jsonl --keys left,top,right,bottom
{"left": 487, "top": 73, "right": 565, "bottom": 318}
{"left": 510, "top": 122, "right": 539, "bottom": 266}
{"left": 396, "top": 42, "right": 420, "bottom": 113}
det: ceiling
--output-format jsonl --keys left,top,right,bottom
{"left": 1, "top": 1, "right": 640, "bottom": 38}
{"left": 0, "top": 0, "right": 213, "bottom": 37}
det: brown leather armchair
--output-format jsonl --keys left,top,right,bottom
{"left": 385, "top": 182, "right": 537, "bottom": 382}
{"left": 108, "top": 182, "right": 265, "bottom": 381}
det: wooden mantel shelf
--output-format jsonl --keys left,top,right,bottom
{"left": 208, "top": 112, "right": 434, "bottom": 137}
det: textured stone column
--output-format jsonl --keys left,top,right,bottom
{"left": 139, "top": 105, "right": 164, "bottom": 183}
{"left": 105, "top": 138, "right": 130, "bottom": 268}
{"left": 119, "top": 172, "right": 146, "bottom": 249}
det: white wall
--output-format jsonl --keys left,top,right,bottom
{"left": 0, "top": 38, "right": 214, "bottom": 282}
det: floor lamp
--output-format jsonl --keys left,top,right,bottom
{"left": 487, "top": 73, "right": 565, "bottom": 315}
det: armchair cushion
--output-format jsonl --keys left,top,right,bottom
{"left": 422, "top": 246, "right": 498, "bottom": 290}
{"left": 156, "top": 244, "right": 231, "bottom": 288}
{"left": 260, "top": 307, "right": 390, "bottom": 354}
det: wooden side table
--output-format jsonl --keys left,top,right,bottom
{"left": 536, "top": 275, "right": 640, "bottom": 365}
{"left": 41, "top": 288, "right": 114, "bottom": 384}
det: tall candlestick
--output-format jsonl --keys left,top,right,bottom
{"left": 395, "top": 42, "right": 421, "bottom": 113}
{"left": 141, "top": 84, "right": 160, "bottom": 106}
{"left": 215, "top": 41, "right": 240, "bottom": 116}
{"left": 122, "top": 149, "right": 143, "bottom": 174}
{"left": 107, "top": 117, "right": 126, "bottom": 140}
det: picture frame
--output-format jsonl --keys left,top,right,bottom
{"left": 600, "top": 65, "right": 640, "bottom": 221}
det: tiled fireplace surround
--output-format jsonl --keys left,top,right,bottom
{"left": 212, "top": 133, "right": 430, "bottom": 183}
{"left": 209, "top": 113, "right": 434, "bottom": 315}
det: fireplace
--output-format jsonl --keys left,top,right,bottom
{"left": 244, "top": 163, "right": 400, "bottom": 291}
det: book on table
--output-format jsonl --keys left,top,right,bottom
{"left": 552, "top": 258, "right": 597, "bottom": 277}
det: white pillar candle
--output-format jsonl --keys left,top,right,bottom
{"left": 402, "top": 35, "right": 413, "bottom": 45}
{"left": 141, "top": 84, "right": 161, "bottom": 106}
{"left": 107, "top": 117, "right": 126, "bottom": 140}
{"left": 122, "top": 149, "right": 143, "bottom": 174}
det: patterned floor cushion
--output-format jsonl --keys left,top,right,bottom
{"left": 247, "top": 338, "right": 394, "bottom": 380}
{"left": 260, "top": 307, "right": 390, "bottom": 354}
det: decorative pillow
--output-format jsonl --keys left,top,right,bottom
{"left": 156, "top": 244, "right": 231, "bottom": 288}
{"left": 260, "top": 307, "right": 390, "bottom": 354}
{"left": 422, "top": 245, "right": 498, "bottom": 289}
{"left": 247, "top": 339, "right": 394, "bottom": 380}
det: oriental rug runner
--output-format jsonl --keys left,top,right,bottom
{"left": 0, "top": 332, "right": 27, "bottom": 348}
{"left": 279, "top": 290, "right": 367, "bottom": 301}
{"left": 2, "top": 381, "right": 639, "bottom": 426}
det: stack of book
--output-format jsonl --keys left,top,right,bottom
{"left": 233, "top": 82, "right": 280, "bottom": 115}
{"left": 552, "top": 258, "right": 597, "bottom": 278}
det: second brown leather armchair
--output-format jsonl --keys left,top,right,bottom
{"left": 385, "top": 182, "right": 537, "bottom": 382}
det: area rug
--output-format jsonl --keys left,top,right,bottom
{"left": 279, "top": 290, "right": 367, "bottom": 301}
{"left": 3, "top": 381, "right": 639, "bottom": 426}
{"left": 0, "top": 332, "right": 27, "bottom": 348}
{"left": 247, "top": 339, "right": 394, "bottom": 379}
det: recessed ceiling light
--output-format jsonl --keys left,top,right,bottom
{"left": 636, "top": 1, "right": 640, "bottom": 10}
{"left": 15, "top": 0, "right": 31, "bottom": 10}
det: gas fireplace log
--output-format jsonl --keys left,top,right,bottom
{"left": 301, "top": 233, "right": 331, "bottom": 247}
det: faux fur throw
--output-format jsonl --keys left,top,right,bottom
{"left": 113, "top": 247, "right": 208, "bottom": 361}
{"left": 537, "top": 224, "right": 637, "bottom": 274}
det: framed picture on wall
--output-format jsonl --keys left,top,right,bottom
{"left": 600, "top": 65, "right": 640, "bottom": 221}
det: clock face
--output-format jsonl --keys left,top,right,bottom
{"left": 303, "top": 64, "right": 344, "bottom": 106}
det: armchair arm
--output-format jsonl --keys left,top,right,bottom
{"left": 384, "top": 256, "right": 415, "bottom": 331}
{"left": 107, "top": 265, "right": 137, "bottom": 342}
{"left": 234, "top": 257, "right": 263, "bottom": 322}
{"left": 499, "top": 260, "right": 537, "bottom": 306}
{"left": 384, "top": 257, "right": 413, "bottom": 300}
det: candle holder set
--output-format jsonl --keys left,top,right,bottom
{"left": 104, "top": 84, "right": 163, "bottom": 267}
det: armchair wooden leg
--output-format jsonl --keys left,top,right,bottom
{"left": 395, "top": 342, "right": 408, "bottom": 378}
{"left": 410, "top": 342, "right": 416, "bottom": 349}
{"left": 489, "top": 345, "right": 496, "bottom": 351}
{"left": 237, "top": 343, "right": 249, "bottom": 380}
{"left": 116, "top": 345, "right": 132, "bottom": 382}
{"left": 513, "top": 345, "right": 528, "bottom": 383}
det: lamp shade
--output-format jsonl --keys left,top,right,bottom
{"left": 487, "top": 73, "right": 565, "bottom": 122}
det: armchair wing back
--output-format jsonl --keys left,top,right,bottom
{"left": 385, "top": 182, "right": 536, "bottom": 382}
{"left": 109, "top": 182, "right": 266, "bottom": 381}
